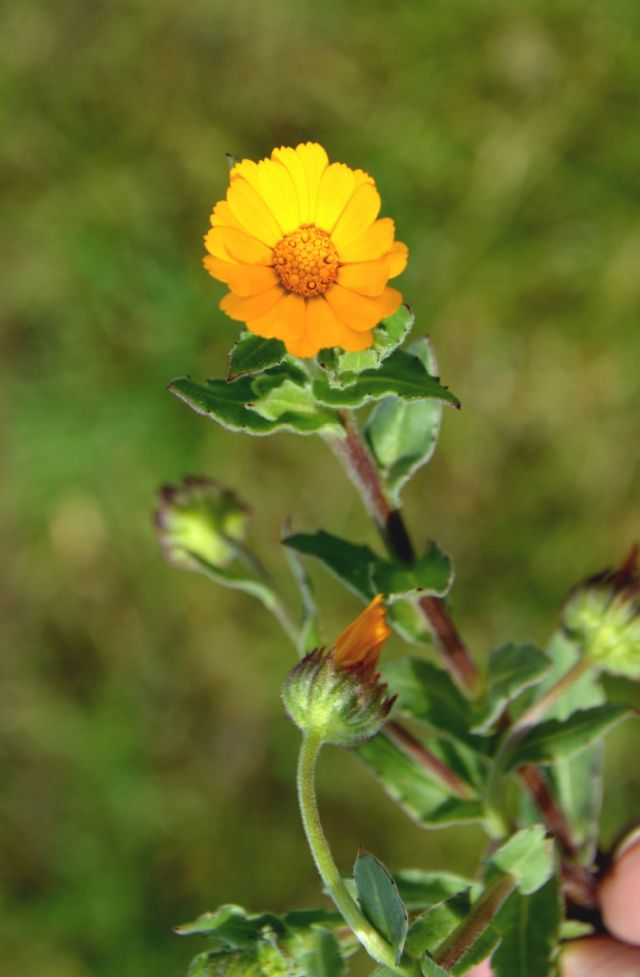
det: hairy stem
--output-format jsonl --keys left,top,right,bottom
{"left": 510, "top": 656, "right": 593, "bottom": 734}
{"left": 323, "top": 412, "right": 482, "bottom": 697}
{"left": 434, "top": 873, "right": 516, "bottom": 972}
{"left": 296, "top": 734, "right": 416, "bottom": 977}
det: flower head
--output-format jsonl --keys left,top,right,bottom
{"left": 282, "top": 596, "right": 395, "bottom": 747}
{"left": 562, "top": 547, "right": 640, "bottom": 678}
{"left": 154, "top": 476, "right": 249, "bottom": 571}
{"left": 204, "top": 143, "right": 408, "bottom": 358}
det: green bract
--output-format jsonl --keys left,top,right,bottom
{"left": 282, "top": 650, "right": 395, "bottom": 748}
{"left": 563, "top": 578, "right": 640, "bottom": 678}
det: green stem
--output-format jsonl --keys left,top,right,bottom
{"left": 434, "top": 873, "right": 516, "bottom": 972}
{"left": 510, "top": 656, "right": 593, "bottom": 734}
{"left": 486, "top": 655, "right": 594, "bottom": 825}
{"left": 297, "top": 734, "right": 416, "bottom": 977}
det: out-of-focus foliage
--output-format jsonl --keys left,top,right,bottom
{"left": 2, "top": 1, "right": 640, "bottom": 975}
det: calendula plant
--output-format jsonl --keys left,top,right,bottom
{"left": 155, "top": 143, "right": 640, "bottom": 977}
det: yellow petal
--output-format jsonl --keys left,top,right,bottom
{"left": 210, "top": 200, "right": 246, "bottom": 233}
{"left": 336, "top": 325, "right": 374, "bottom": 352}
{"left": 220, "top": 286, "right": 285, "bottom": 321}
{"left": 338, "top": 257, "right": 391, "bottom": 296}
{"left": 331, "top": 184, "right": 381, "bottom": 251}
{"left": 306, "top": 295, "right": 343, "bottom": 349}
{"left": 286, "top": 331, "right": 321, "bottom": 358}
{"left": 226, "top": 178, "right": 282, "bottom": 246}
{"left": 205, "top": 227, "right": 273, "bottom": 265}
{"left": 275, "top": 292, "right": 307, "bottom": 339}
{"left": 257, "top": 158, "right": 300, "bottom": 233}
{"left": 388, "top": 240, "right": 409, "bottom": 278}
{"left": 245, "top": 292, "right": 289, "bottom": 338}
{"left": 315, "top": 163, "right": 355, "bottom": 231}
{"left": 325, "top": 283, "right": 402, "bottom": 332}
{"left": 339, "top": 218, "right": 395, "bottom": 263}
{"left": 295, "top": 142, "right": 329, "bottom": 218}
{"left": 204, "top": 256, "right": 279, "bottom": 296}
{"left": 272, "top": 146, "right": 311, "bottom": 222}
{"left": 230, "top": 158, "right": 262, "bottom": 193}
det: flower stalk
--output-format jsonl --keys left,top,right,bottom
{"left": 296, "top": 734, "right": 416, "bottom": 977}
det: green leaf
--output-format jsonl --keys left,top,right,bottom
{"left": 507, "top": 704, "right": 632, "bottom": 770}
{"left": 490, "top": 826, "right": 553, "bottom": 895}
{"left": 283, "top": 530, "right": 378, "bottom": 599}
{"left": 387, "top": 601, "right": 432, "bottom": 646}
{"left": 365, "top": 337, "right": 443, "bottom": 505}
{"left": 372, "top": 542, "right": 453, "bottom": 601}
{"left": 393, "top": 870, "right": 476, "bottom": 910}
{"left": 312, "top": 349, "right": 460, "bottom": 410}
{"left": 491, "top": 876, "right": 562, "bottom": 977}
{"left": 284, "top": 538, "right": 321, "bottom": 654}
{"left": 382, "top": 657, "right": 481, "bottom": 749}
{"left": 420, "top": 959, "right": 450, "bottom": 977}
{"left": 408, "top": 891, "right": 500, "bottom": 974}
{"left": 169, "top": 374, "right": 342, "bottom": 437}
{"left": 335, "top": 306, "right": 415, "bottom": 376}
{"left": 282, "top": 532, "right": 453, "bottom": 604}
{"left": 473, "top": 643, "right": 551, "bottom": 735}
{"left": 170, "top": 375, "right": 283, "bottom": 435}
{"left": 407, "top": 892, "right": 470, "bottom": 956}
{"left": 175, "top": 904, "right": 284, "bottom": 946}
{"left": 249, "top": 376, "right": 342, "bottom": 433}
{"left": 353, "top": 852, "right": 408, "bottom": 963}
{"left": 297, "top": 927, "right": 345, "bottom": 977}
{"left": 227, "top": 333, "right": 287, "bottom": 380}
{"left": 357, "top": 731, "right": 484, "bottom": 827}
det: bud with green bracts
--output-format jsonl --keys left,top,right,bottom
{"left": 154, "top": 476, "right": 249, "bottom": 571}
{"left": 282, "top": 595, "right": 396, "bottom": 747}
{"left": 562, "top": 547, "right": 640, "bottom": 679}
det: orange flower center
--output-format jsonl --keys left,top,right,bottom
{"left": 272, "top": 224, "right": 340, "bottom": 297}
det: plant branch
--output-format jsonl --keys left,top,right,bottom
{"left": 434, "top": 873, "right": 516, "bottom": 972}
{"left": 516, "top": 764, "right": 577, "bottom": 858}
{"left": 385, "top": 720, "right": 477, "bottom": 800}
{"left": 510, "top": 656, "right": 593, "bottom": 734}
{"left": 323, "top": 412, "right": 482, "bottom": 697}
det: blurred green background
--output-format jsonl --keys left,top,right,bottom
{"left": 2, "top": 0, "right": 640, "bottom": 974}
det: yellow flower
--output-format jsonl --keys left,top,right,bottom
{"left": 204, "top": 143, "right": 408, "bottom": 358}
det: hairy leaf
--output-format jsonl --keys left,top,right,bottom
{"left": 354, "top": 852, "right": 408, "bottom": 962}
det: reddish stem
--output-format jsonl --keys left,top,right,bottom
{"left": 385, "top": 720, "right": 476, "bottom": 800}
{"left": 325, "top": 412, "right": 481, "bottom": 696}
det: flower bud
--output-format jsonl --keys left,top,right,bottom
{"left": 599, "top": 828, "right": 640, "bottom": 945}
{"left": 282, "top": 596, "right": 396, "bottom": 747}
{"left": 561, "top": 548, "right": 640, "bottom": 678}
{"left": 154, "top": 476, "right": 249, "bottom": 571}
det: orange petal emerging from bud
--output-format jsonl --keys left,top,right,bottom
{"left": 333, "top": 595, "right": 391, "bottom": 682}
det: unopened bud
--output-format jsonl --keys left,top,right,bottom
{"left": 282, "top": 596, "right": 396, "bottom": 747}
{"left": 154, "top": 476, "right": 249, "bottom": 571}
{"left": 562, "top": 548, "right": 640, "bottom": 678}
